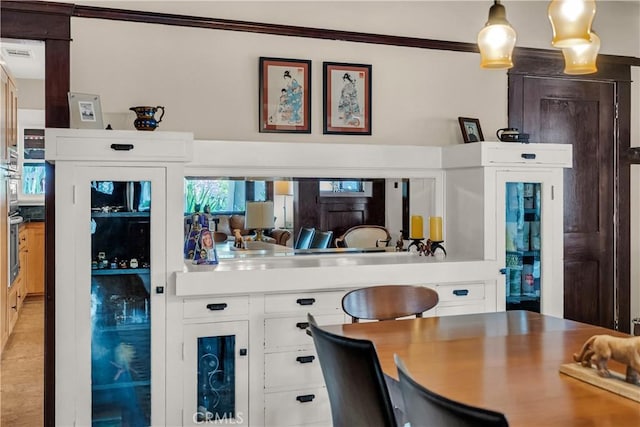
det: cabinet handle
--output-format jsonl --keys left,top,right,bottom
{"left": 499, "top": 268, "right": 507, "bottom": 275}
{"left": 296, "top": 322, "right": 310, "bottom": 330}
{"left": 110, "top": 143, "right": 134, "bottom": 151}
{"left": 296, "top": 394, "right": 315, "bottom": 403}
{"left": 521, "top": 153, "right": 536, "bottom": 160}
{"left": 453, "top": 289, "right": 469, "bottom": 296}
{"left": 156, "top": 286, "right": 164, "bottom": 294}
{"left": 296, "top": 355, "right": 315, "bottom": 364}
{"left": 206, "top": 303, "right": 228, "bottom": 311}
{"left": 296, "top": 298, "right": 316, "bottom": 306}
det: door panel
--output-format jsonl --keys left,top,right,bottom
{"left": 519, "top": 76, "right": 616, "bottom": 328}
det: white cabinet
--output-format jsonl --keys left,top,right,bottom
{"left": 442, "top": 142, "right": 572, "bottom": 318}
{"left": 48, "top": 129, "right": 191, "bottom": 426}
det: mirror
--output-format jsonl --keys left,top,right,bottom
{"left": 184, "top": 176, "right": 437, "bottom": 259}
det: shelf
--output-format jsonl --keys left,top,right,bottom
{"left": 91, "top": 211, "right": 150, "bottom": 218}
{"left": 98, "top": 322, "right": 150, "bottom": 332}
{"left": 92, "top": 268, "right": 150, "bottom": 276}
{"left": 507, "top": 295, "right": 540, "bottom": 304}
{"left": 92, "top": 380, "right": 150, "bottom": 392}
{"left": 506, "top": 250, "right": 540, "bottom": 257}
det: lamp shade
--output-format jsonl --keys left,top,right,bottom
{"left": 245, "top": 201, "right": 275, "bottom": 229}
{"left": 562, "top": 30, "right": 600, "bottom": 74}
{"left": 477, "top": 1, "right": 517, "bottom": 69}
{"left": 275, "top": 180, "right": 293, "bottom": 196}
{"left": 548, "top": 0, "right": 596, "bottom": 48}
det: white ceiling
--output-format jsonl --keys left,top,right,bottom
{"left": 0, "top": 39, "right": 45, "bottom": 80}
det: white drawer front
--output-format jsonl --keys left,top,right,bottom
{"left": 264, "top": 350, "right": 324, "bottom": 389}
{"left": 436, "top": 283, "right": 484, "bottom": 302}
{"left": 264, "top": 291, "right": 345, "bottom": 314}
{"left": 265, "top": 314, "right": 345, "bottom": 350}
{"left": 265, "top": 387, "right": 331, "bottom": 427}
{"left": 183, "top": 296, "right": 249, "bottom": 319}
{"left": 436, "top": 302, "right": 487, "bottom": 316}
{"left": 51, "top": 135, "right": 191, "bottom": 161}
{"left": 486, "top": 146, "right": 571, "bottom": 166}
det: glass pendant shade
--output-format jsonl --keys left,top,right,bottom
{"left": 477, "top": 1, "right": 517, "bottom": 69}
{"left": 562, "top": 31, "right": 600, "bottom": 74}
{"left": 548, "top": 0, "right": 596, "bottom": 48}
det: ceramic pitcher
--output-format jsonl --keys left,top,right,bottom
{"left": 130, "top": 106, "right": 165, "bottom": 131}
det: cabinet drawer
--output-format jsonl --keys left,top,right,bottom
{"left": 436, "top": 283, "right": 484, "bottom": 302}
{"left": 264, "top": 350, "right": 324, "bottom": 389}
{"left": 183, "top": 296, "right": 248, "bottom": 319}
{"left": 264, "top": 291, "right": 345, "bottom": 314}
{"left": 265, "top": 314, "right": 345, "bottom": 350}
{"left": 264, "top": 387, "right": 331, "bottom": 427}
{"left": 485, "top": 146, "right": 571, "bottom": 166}
{"left": 436, "top": 302, "right": 486, "bottom": 317}
{"left": 46, "top": 129, "right": 191, "bottom": 162}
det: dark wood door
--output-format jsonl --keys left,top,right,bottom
{"left": 516, "top": 76, "right": 616, "bottom": 328}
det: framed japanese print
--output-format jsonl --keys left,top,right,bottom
{"left": 323, "top": 62, "right": 372, "bottom": 135}
{"left": 259, "top": 57, "right": 311, "bottom": 133}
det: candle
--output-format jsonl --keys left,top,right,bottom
{"left": 410, "top": 215, "right": 423, "bottom": 239}
{"left": 430, "top": 216, "right": 443, "bottom": 241}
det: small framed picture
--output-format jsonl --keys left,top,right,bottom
{"left": 259, "top": 57, "right": 311, "bottom": 133}
{"left": 323, "top": 62, "right": 372, "bottom": 135}
{"left": 458, "top": 117, "right": 484, "bottom": 143}
{"left": 68, "top": 92, "right": 104, "bottom": 129}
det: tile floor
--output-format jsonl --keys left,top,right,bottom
{"left": 1, "top": 295, "right": 44, "bottom": 426}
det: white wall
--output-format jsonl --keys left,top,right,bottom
{"left": 66, "top": 1, "right": 639, "bottom": 146}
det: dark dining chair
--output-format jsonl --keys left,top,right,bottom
{"left": 342, "top": 285, "right": 439, "bottom": 323}
{"left": 307, "top": 314, "right": 406, "bottom": 427}
{"left": 394, "top": 354, "right": 509, "bottom": 427}
{"left": 294, "top": 227, "right": 315, "bottom": 249}
{"left": 309, "top": 230, "right": 333, "bottom": 249}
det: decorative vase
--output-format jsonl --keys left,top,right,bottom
{"left": 130, "top": 106, "right": 165, "bottom": 131}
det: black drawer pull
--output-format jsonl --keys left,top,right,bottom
{"left": 207, "top": 303, "right": 228, "bottom": 311}
{"left": 499, "top": 268, "right": 507, "bottom": 275}
{"left": 296, "top": 298, "right": 316, "bottom": 306}
{"left": 296, "top": 322, "right": 310, "bottom": 330}
{"left": 296, "top": 394, "right": 315, "bottom": 403}
{"left": 453, "top": 289, "right": 469, "bottom": 296}
{"left": 110, "top": 143, "right": 134, "bottom": 151}
{"left": 296, "top": 355, "right": 315, "bottom": 364}
{"left": 521, "top": 153, "right": 536, "bottom": 160}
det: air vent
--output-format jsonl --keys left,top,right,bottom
{"left": 4, "top": 48, "right": 32, "bottom": 59}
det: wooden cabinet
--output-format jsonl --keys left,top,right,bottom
{"left": 1, "top": 63, "right": 18, "bottom": 161}
{"left": 24, "top": 222, "right": 45, "bottom": 295}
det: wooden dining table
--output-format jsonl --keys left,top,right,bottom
{"left": 322, "top": 310, "right": 640, "bottom": 427}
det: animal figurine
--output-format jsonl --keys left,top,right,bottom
{"left": 573, "top": 334, "right": 640, "bottom": 384}
{"left": 395, "top": 232, "right": 404, "bottom": 252}
{"left": 233, "top": 228, "right": 244, "bottom": 249}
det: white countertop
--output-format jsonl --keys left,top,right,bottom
{"left": 174, "top": 251, "right": 499, "bottom": 296}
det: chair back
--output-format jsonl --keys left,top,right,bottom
{"left": 335, "top": 225, "right": 391, "bottom": 248}
{"left": 394, "top": 355, "right": 509, "bottom": 427}
{"left": 310, "top": 230, "right": 333, "bottom": 249}
{"left": 342, "top": 285, "right": 439, "bottom": 323}
{"left": 294, "top": 227, "right": 315, "bottom": 249}
{"left": 307, "top": 314, "right": 399, "bottom": 427}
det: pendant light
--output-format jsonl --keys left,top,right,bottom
{"left": 477, "top": 0, "right": 517, "bottom": 69}
{"left": 562, "top": 30, "right": 600, "bottom": 74}
{"left": 548, "top": 0, "right": 596, "bottom": 48}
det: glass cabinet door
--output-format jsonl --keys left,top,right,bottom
{"left": 70, "top": 166, "right": 166, "bottom": 427}
{"left": 183, "top": 321, "right": 249, "bottom": 426}
{"left": 91, "top": 180, "right": 153, "bottom": 426}
{"left": 496, "top": 170, "right": 559, "bottom": 316}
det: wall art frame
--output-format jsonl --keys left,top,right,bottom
{"left": 259, "top": 57, "right": 311, "bottom": 133}
{"left": 323, "top": 62, "right": 372, "bottom": 135}
{"left": 458, "top": 117, "right": 484, "bottom": 143}
{"left": 68, "top": 92, "right": 104, "bottom": 129}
